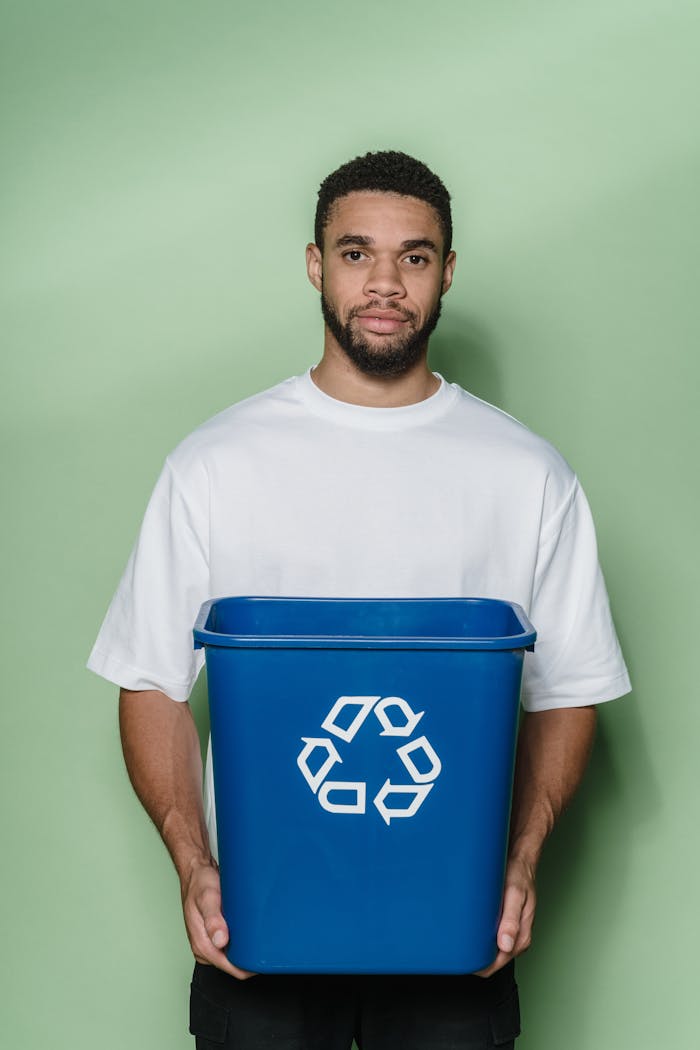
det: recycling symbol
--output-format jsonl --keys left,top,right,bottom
{"left": 296, "top": 695, "right": 442, "bottom": 825}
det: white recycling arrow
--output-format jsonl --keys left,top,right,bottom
{"left": 373, "top": 780, "right": 433, "bottom": 825}
{"left": 374, "top": 696, "right": 424, "bottom": 737}
{"left": 318, "top": 781, "right": 366, "bottom": 814}
{"left": 321, "top": 696, "right": 380, "bottom": 742}
{"left": 396, "top": 735, "right": 442, "bottom": 783}
{"left": 296, "top": 737, "right": 342, "bottom": 794}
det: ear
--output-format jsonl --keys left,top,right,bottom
{"left": 306, "top": 243, "right": 323, "bottom": 292}
{"left": 440, "top": 250, "right": 456, "bottom": 295}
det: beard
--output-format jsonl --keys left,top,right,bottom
{"left": 320, "top": 288, "right": 442, "bottom": 378}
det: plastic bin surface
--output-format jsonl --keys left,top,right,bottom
{"left": 193, "top": 596, "right": 536, "bottom": 975}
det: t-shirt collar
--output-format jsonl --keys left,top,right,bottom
{"left": 296, "top": 367, "right": 457, "bottom": 430}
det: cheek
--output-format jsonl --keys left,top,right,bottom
{"left": 325, "top": 271, "right": 364, "bottom": 311}
{"left": 407, "top": 277, "right": 441, "bottom": 314}
{"left": 322, "top": 265, "right": 346, "bottom": 293}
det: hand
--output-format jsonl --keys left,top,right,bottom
{"left": 475, "top": 854, "right": 536, "bottom": 978}
{"left": 181, "top": 860, "right": 256, "bottom": 980}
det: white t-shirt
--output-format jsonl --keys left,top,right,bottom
{"left": 88, "top": 369, "right": 630, "bottom": 852}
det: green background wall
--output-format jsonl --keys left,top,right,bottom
{"left": 2, "top": 1, "right": 697, "bottom": 1046}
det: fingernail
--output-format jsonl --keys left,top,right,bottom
{"left": 501, "top": 934, "right": 514, "bottom": 952}
{"left": 212, "top": 931, "right": 226, "bottom": 948}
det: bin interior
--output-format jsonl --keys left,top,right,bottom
{"left": 202, "top": 596, "right": 531, "bottom": 645}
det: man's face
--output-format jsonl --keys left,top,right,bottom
{"left": 306, "top": 192, "right": 456, "bottom": 377}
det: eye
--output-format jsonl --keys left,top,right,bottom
{"left": 405, "top": 254, "right": 428, "bottom": 266}
{"left": 343, "top": 250, "right": 366, "bottom": 263}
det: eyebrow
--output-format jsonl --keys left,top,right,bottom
{"left": 401, "top": 238, "right": 438, "bottom": 254}
{"left": 334, "top": 234, "right": 439, "bottom": 254}
{"left": 335, "top": 234, "right": 373, "bottom": 248}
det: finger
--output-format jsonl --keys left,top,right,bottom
{"left": 473, "top": 949, "right": 511, "bottom": 979}
{"left": 185, "top": 899, "right": 255, "bottom": 979}
{"left": 182, "top": 868, "right": 257, "bottom": 980}
{"left": 193, "top": 943, "right": 257, "bottom": 981}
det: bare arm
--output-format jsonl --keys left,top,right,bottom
{"left": 118, "top": 687, "right": 253, "bottom": 979}
{"left": 477, "top": 705, "right": 597, "bottom": 977}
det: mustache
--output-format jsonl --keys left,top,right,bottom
{"left": 346, "top": 302, "right": 418, "bottom": 325}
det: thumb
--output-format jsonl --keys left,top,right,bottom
{"left": 497, "top": 882, "right": 525, "bottom": 954}
{"left": 209, "top": 924, "right": 229, "bottom": 950}
{"left": 197, "top": 888, "right": 230, "bottom": 949}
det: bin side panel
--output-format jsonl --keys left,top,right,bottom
{"left": 205, "top": 646, "right": 523, "bottom": 974}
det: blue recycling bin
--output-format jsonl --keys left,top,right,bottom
{"left": 193, "top": 596, "right": 536, "bottom": 975}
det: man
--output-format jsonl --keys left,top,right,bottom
{"left": 89, "top": 150, "right": 630, "bottom": 1049}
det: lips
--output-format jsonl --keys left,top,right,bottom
{"left": 356, "top": 309, "right": 407, "bottom": 321}
{"left": 355, "top": 309, "right": 409, "bottom": 334}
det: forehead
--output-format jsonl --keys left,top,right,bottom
{"left": 325, "top": 191, "right": 443, "bottom": 246}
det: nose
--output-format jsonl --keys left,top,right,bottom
{"left": 362, "top": 256, "right": 406, "bottom": 300}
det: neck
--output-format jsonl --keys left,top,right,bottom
{"left": 311, "top": 337, "right": 440, "bottom": 408}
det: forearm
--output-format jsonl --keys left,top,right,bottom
{"left": 118, "top": 687, "right": 213, "bottom": 880}
{"left": 119, "top": 688, "right": 252, "bottom": 977}
{"left": 477, "top": 704, "right": 597, "bottom": 975}
{"left": 508, "top": 705, "right": 597, "bottom": 868}
{"left": 119, "top": 688, "right": 252, "bottom": 976}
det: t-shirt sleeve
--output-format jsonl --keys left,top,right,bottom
{"left": 521, "top": 478, "right": 631, "bottom": 711}
{"left": 86, "top": 457, "right": 210, "bottom": 701}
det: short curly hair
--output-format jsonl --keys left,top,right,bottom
{"left": 315, "top": 150, "right": 452, "bottom": 256}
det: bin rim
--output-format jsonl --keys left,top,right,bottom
{"left": 193, "top": 596, "right": 536, "bottom": 652}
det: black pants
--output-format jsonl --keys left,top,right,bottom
{"left": 189, "top": 962, "right": 520, "bottom": 1049}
